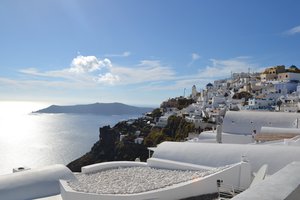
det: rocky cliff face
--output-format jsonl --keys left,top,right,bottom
{"left": 67, "top": 125, "right": 149, "bottom": 172}
{"left": 67, "top": 115, "right": 194, "bottom": 172}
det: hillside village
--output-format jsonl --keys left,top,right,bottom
{"left": 157, "top": 64, "right": 300, "bottom": 131}
{"left": 67, "top": 64, "right": 300, "bottom": 172}
{"left": 73, "top": 64, "right": 300, "bottom": 151}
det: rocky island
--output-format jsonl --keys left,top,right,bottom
{"left": 34, "top": 102, "right": 153, "bottom": 115}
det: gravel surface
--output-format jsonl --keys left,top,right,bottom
{"left": 68, "top": 166, "right": 225, "bottom": 194}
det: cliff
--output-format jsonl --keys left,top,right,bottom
{"left": 67, "top": 124, "right": 149, "bottom": 172}
{"left": 67, "top": 115, "right": 194, "bottom": 172}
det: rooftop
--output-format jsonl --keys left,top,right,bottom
{"left": 68, "top": 166, "right": 224, "bottom": 195}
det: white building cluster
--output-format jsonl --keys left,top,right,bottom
{"left": 155, "top": 65, "right": 300, "bottom": 131}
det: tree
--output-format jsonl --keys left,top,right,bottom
{"left": 232, "top": 91, "right": 252, "bottom": 100}
{"left": 143, "top": 131, "right": 171, "bottom": 147}
{"left": 162, "top": 116, "right": 195, "bottom": 141}
{"left": 150, "top": 108, "right": 162, "bottom": 119}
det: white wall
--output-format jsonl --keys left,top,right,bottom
{"left": 232, "top": 162, "right": 300, "bottom": 200}
{"left": 81, "top": 161, "right": 147, "bottom": 174}
{"left": 260, "top": 127, "right": 300, "bottom": 135}
{"left": 278, "top": 72, "right": 300, "bottom": 82}
{"left": 222, "top": 111, "right": 300, "bottom": 135}
{"left": 147, "top": 158, "right": 215, "bottom": 171}
{"left": 0, "top": 164, "right": 75, "bottom": 200}
{"left": 60, "top": 162, "right": 251, "bottom": 200}
{"left": 152, "top": 142, "right": 300, "bottom": 175}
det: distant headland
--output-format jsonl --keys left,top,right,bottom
{"left": 33, "top": 102, "right": 154, "bottom": 115}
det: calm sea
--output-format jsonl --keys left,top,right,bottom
{"left": 0, "top": 101, "right": 139, "bottom": 175}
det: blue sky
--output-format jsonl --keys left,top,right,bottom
{"left": 1, "top": 0, "right": 300, "bottom": 106}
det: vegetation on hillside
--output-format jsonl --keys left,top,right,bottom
{"left": 232, "top": 91, "right": 252, "bottom": 100}
{"left": 67, "top": 113, "right": 195, "bottom": 172}
{"left": 160, "top": 97, "right": 195, "bottom": 110}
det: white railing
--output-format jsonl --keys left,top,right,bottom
{"left": 217, "top": 181, "right": 245, "bottom": 199}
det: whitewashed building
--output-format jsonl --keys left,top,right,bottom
{"left": 278, "top": 72, "right": 300, "bottom": 82}
{"left": 248, "top": 98, "right": 274, "bottom": 109}
{"left": 222, "top": 111, "right": 300, "bottom": 135}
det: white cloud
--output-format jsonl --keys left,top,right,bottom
{"left": 97, "top": 73, "right": 120, "bottom": 85}
{"left": 105, "top": 51, "right": 131, "bottom": 57}
{"left": 20, "top": 56, "right": 114, "bottom": 83}
{"left": 20, "top": 67, "right": 89, "bottom": 83}
{"left": 139, "top": 57, "right": 260, "bottom": 91}
{"left": 109, "top": 60, "right": 175, "bottom": 85}
{"left": 19, "top": 68, "right": 41, "bottom": 76}
{"left": 122, "top": 51, "right": 131, "bottom": 57}
{"left": 188, "top": 53, "right": 201, "bottom": 66}
{"left": 16, "top": 55, "right": 261, "bottom": 94}
{"left": 103, "top": 58, "right": 112, "bottom": 68}
{"left": 285, "top": 25, "right": 300, "bottom": 35}
{"left": 139, "top": 78, "right": 212, "bottom": 91}
{"left": 19, "top": 56, "right": 176, "bottom": 86}
{"left": 69, "top": 55, "right": 111, "bottom": 73}
{"left": 192, "top": 53, "right": 201, "bottom": 61}
{"left": 198, "top": 57, "right": 259, "bottom": 78}
{"left": 138, "top": 60, "right": 161, "bottom": 67}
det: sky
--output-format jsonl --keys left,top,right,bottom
{"left": 0, "top": 0, "right": 300, "bottom": 106}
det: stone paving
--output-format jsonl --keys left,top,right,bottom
{"left": 68, "top": 166, "right": 225, "bottom": 194}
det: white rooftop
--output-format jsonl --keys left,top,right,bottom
{"left": 223, "top": 111, "right": 300, "bottom": 135}
{"left": 153, "top": 142, "right": 300, "bottom": 174}
{"left": 68, "top": 166, "right": 224, "bottom": 194}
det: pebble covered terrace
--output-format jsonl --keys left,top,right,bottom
{"left": 68, "top": 166, "right": 227, "bottom": 194}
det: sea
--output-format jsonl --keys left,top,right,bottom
{"left": 0, "top": 101, "right": 140, "bottom": 175}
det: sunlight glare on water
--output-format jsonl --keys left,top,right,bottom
{"left": 0, "top": 101, "right": 134, "bottom": 175}
{"left": 0, "top": 101, "right": 53, "bottom": 173}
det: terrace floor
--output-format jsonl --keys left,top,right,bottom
{"left": 68, "top": 166, "right": 224, "bottom": 195}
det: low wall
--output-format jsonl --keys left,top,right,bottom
{"left": 152, "top": 142, "right": 300, "bottom": 174}
{"left": 232, "top": 162, "right": 300, "bottom": 200}
{"left": 81, "top": 161, "right": 147, "bottom": 174}
{"left": 0, "top": 164, "right": 75, "bottom": 200}
{"left": 60, "top": 162, "right": 251, "bottom": 200}
{"left": 260, "top": 127, "right": 300, "bottom": 135}
{"left": 147, "top": 158, "right": 215, "bottom": 171}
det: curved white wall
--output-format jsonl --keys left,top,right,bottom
{"left": 82, "top": 161, "right": 147, "bottom": 174}
{"left": 223, "top": 111, "right": 300, "bottom": 135}
{"left": 260, "top": 126, "right": 300, "bottom": 135}
{"left": 152, "top": 142, "right": 300, "bottom": 174}
{"left": 0, "top": 164, "right": 75, "bottom": 200}
{"left": 60, "top": 162, "right": 251, "bottom": 200}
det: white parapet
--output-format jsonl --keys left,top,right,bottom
{"left": 232, "top": 162, "right": 300, "bottom": 200}
{"left": 60, "top": 161, "right": 251, "bottom": 200}
{"left": 147, "top": 157, "right": 215, "bottom": 171}
{"left": 0, "top": 164, "right": 75, "bottom": 200}
{"left": 81, "top": 161, "right": 147, "bottom": 174}
{"left": 152, "top": 142, "right": 300, "bottom": 175}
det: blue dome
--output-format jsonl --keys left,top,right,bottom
{"left": 206, "top": 83, "right": 213, "bottom": 87}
